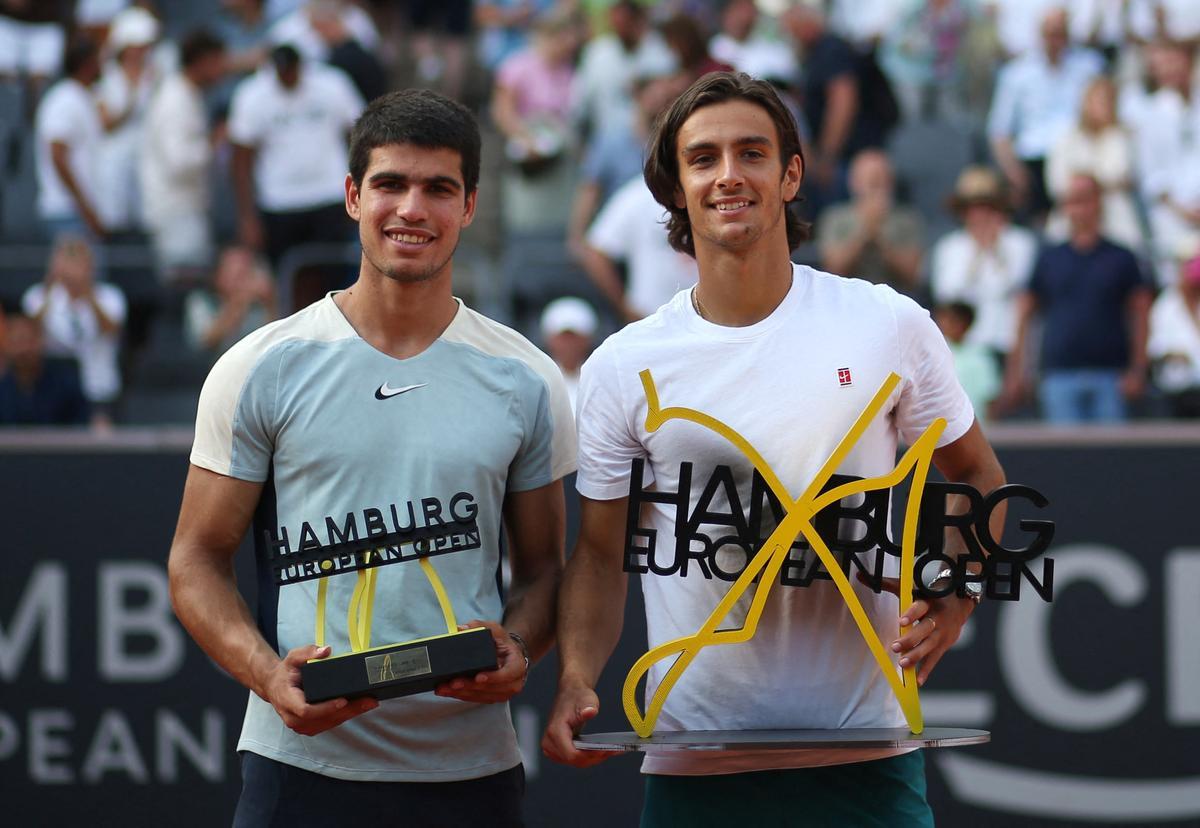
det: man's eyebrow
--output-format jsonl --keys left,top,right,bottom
{"left": 366, "top": 172, "right": 463, "bottom": 190}
{"left": 681, "top": 135, "right": 773, "bottom": 154}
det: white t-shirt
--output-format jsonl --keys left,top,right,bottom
{"left": 227, "top": 62, "right": 364, "bottom": 212}
{"left": 141, "top": 72, "right": 211, "bottom": 224}
{"left": 267, "top": 5, "right": 380, "bottom": 63}
{"left": 34, "top": 79, "right": 103, "bottom": 221}
{"left": 575, "top": 265, "right": 975, "bottom": 775}
{"left": 585, "top": 178, "right": 699, "bottom": 319}
{"left": 571, "top": 33, "right": 676, "bottom": 135}
{"left": 929, "top": 225, "right": 1037, "bottom": 354}
{"left": 1149, "top": 287, "right": 1200, "bottom": 391}
{"left": 22, "top": 282, "right": 127, "bottom": 403}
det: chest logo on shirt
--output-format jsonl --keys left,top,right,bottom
{"left": 375, "top": 382, "right": 427, "bottom": 400}
{"left": 838, "top": 367, "right": 853, "bottom": 387}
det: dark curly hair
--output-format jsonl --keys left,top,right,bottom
{"left": 348, "top": 89, "right": 481, "bottom": 197}
{"left": 643, "top": 72, "right": 809, "bottom": 256}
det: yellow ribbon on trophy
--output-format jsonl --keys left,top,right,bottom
{"left": 314, "top": 550, "right": 459, "bottom": 653}
{"left": 622, "top": 369, "right": 946, "bottom": 737}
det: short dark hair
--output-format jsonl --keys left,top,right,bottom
{"left": 348, "top": 89, "right": 481, "bottom": 196}
{"left": 643, "top": 72, "right": 809, "bottom": 256}
{"left": 63, "top": 37, "right": 99, "bottom": 78}
{"left": 938, "top": 301, "right": 977, "bottom": 328}
{"left": 179, "top": 29, "right": 225, "bottom": 68}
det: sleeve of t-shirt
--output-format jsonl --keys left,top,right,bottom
{"left": 891, "top": 291, "right": 976, "bottom": 448}
{"left": 96, "top": 284, "right": 127, "bottom": 326}
{"left": 39, "top": 91, "right": 82, "bottom": 144}
{"left": 190, "top": 336, "right": 281, "bottom": 481}
{"left": 586, "top": 183, "right": 638, "bottom": 260}
{"left": 507, "top": 354, "right": 578, "bottom": 491}
{"left": 20, "top": 283, "right": 47, "bottom": 316}
{"left": 575, "top": 340, "right": 649, "bottom": 500}
{"left": 226, "top": 76, "right": 263, "bottom": 147}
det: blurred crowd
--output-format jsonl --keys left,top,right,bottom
{"left": 1, "top": 0, "right": 1200, "bottom": 428}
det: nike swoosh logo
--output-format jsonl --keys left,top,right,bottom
{"left": 375, "top": 382, "right": 428, "bottom": 400}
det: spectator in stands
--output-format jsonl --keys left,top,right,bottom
{"left": 185, "top": 245, "right": 277, "bottom": 355}
{"left": 95, "top": 6, "right": 161, "bottom": 235}
{"left": 20, "top": 236, "right": 126, "bottom": 427}
{"left": 782, "top": 1, "right": 890, "bottom": 218}
{"left": 708, "top": 0, "right": 793, "bottom": 81}
{"left": 1005, "top": 173, "right": 1153, "bottom": 423}
{"left": 929, "top": 166, "right": 1037, "bottom": 367}
{"left": 306, "top": 1, "right": 386, "bottom": 102}
{"left": 141, "top": 29, "right": 228, "bottom": 283}
{"left": 935, "top": 300, "right": 1001, "bottom": 422}
{"left": 827, "top": 0, "right": 901, "bottom": 49}
{"left": 1149, "top": 247, "right": 1200, "bottom": 417}
{"left": 661, "top": 13, "right": 734, "bottom": 82}
{"left": 987, "top": 7, "right": 1103, "bottom": 223}
{"left": 571, "top": 0, "right": 676, "bottom": 139}
{"left": 818, "top": 149, "right": 924, "bottom": 296}
{"left": 539, "top": 296, "right": 597, "bottom": 412}
{"left": 405, "top": 0, "right": 472, "bottom": 100}
{"left": 493, "top": 6, "right": 582, "bottom": 233}
{"left": 581, "top": 174, "right": 699, "bottom": 323}
{"left": 267, "top": 0, "right": 379, "bottom": 65}
{"left": 212, "top": 0, "right": 272, "bottom": 114}
{"left": 228, "top": 43, "right": 363, "bottom": 268}
{"left": 476, "top": 1, "right": 558, "bottom": 72}
{"left": 1127, "top": 1, "right": 1200, "bottom": 46}
{"left": 0, "top": 1, "right": 67, "bottom": 104}
{"left": 0, "top": 313, "right": 90, "bottom": 426}
{"left": 1046, "top": 75, "right": 1146, "bottom": 252}
{"left": 34, "top": 36, "right": 106, "bottom": 242}
{"left": 879, "top": 0, "right": 972, "bottom": 124}
{"left": 1135, "top": 39, "right": 1200, "bottom": 283}
{"left": 567, "top": 72, "right": 685, "bottom": 261}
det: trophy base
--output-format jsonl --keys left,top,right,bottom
{"left": 573, "top": 727, "right": 990, "bottom": 753}
{"left": 302, "top": 627, "right": 498, "bottom": 703}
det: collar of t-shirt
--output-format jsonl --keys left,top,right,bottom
{"left": 682, "top": 263, "right": 808, "bottom": 343}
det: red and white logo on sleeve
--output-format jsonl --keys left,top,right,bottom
{"left": 837, "top": 367, "right": 853, "bottom": 387}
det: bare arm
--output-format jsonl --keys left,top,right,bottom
{"left": 1123, "top": 286, "right": 1153, "bottom": 397}
{"left": 567, "top": 181, "right": 602, "bottom": 261}
{"left": 990, "top": 135, "right": 1029, "bottom": 204}
{"left": 49, "top": 141, "right": 104, "bottom": 237}
{"left": 818, "top": 75, "right": 857, "bottom": 167}
{"left": 231, "top": 143, "right": 263, "bottom": 250}
{"left": 541, "top": 495, "right": 630, "bottom": 767}
{"left": 436, "top": 479, "right": 566, "bottom": 703}
{"left": 889, "top": 421, "right": 1007, "bottom": 686}
{"left": 168, "top": 465, "right": 376, "bottom": 734}
{"left": 1002, "top": 290, "right": 1038, "bottom": 406}
{"left": 581, "top": 244, "right": 639, "bottom": 322}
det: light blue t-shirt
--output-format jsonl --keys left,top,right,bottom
{"left": 191, "top": 294, "right": 576, "bottom": 781}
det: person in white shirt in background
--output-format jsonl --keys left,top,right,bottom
{"left": 571, "top": 0, "right": 675, "bottom": 140}
{"left": 1045, "top": 75, "right": 1146, "bottom": 252}
{"left": 539, "top": 296, "right": 597, "bottom": 414}
{"left": 185, "top": 245, "right": 277, "bottom": 356}
{"left": 21, "top": 235, "right": 126, "bottom": 428}
{"left": 266, "top": 0, "right": 379, "bottom": 64}
{"left": 228, "top": 42, "right": 364, "bottom": 269}
{"left": 988, "top": 6, "right": 1103, "bottom": 222}
{"left": 35, "top": 37, "right": 106, "bottom": 242}
{"left": 141, "top": 30, "right": 228, "bottom": 283}
{"left": 929, "top": 166, "right": 1037, "bottom": 370}
{"left": 95, "top": 6, "right": 160, "bottom": 235}
{"left": 1134, "top": 39, "right": 1200, "bottom": 284}
{"left": 583, "top": 175, "right": 700, "bottom": 324}
{"left": 1149, "top": 245, "right": 1200, "bottom": 417}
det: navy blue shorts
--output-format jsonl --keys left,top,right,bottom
{"left": 233, "top": 751, "right": 525, "bottom": 827}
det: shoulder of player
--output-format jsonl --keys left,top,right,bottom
{"left": 207, "top": 298, "right": 351, "bottom": 387}
{"left": 442, "top": 302, "right": 564, "bottom": 387}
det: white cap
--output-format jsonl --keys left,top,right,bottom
{"left": 108, "top": 7, "right": 160, "bottom": 53}
{"left": 541, "top": 297, "right": 598, "bottom": 339}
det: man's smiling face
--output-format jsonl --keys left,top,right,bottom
{"left": 673, "top": 99, "right": 801, "bottom": 255}
{"left": 345, "top": 143, "right": 477, "bottom": 284}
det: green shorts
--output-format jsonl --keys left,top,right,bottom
{"left": 641, "top": 750, "right": 933, "bottom": 828}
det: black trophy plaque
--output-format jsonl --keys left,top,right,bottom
{"left": 302, "top": 626, "right": 498, "bottom": 703}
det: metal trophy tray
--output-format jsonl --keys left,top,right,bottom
{"left": 573, "top": 727, "right": 990, "bottom": 753}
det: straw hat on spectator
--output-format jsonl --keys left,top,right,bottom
{"left": 947, "top": 166, "right": 1010, "bottom": 215}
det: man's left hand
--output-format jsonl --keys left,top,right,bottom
{"left": 434, "top": 620, "right": 529, "bottom": 704}
{"left": 875, "top": 576, "right": 975, "bottom": 687}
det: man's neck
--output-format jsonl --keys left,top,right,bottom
{"left": 1069, "top": 228, "right": 1102, "bottom": 252}
{"left": 693, "top": 241, "right": 794, "bottom": 327}
{"left": 334, "top": 265, "right": 459, "bottom": 360}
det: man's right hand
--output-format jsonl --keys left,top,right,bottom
{"left": 260, "top": 644, "right": 378, "bottom": 737}
{"left": 239, "top": 213, "right": 265, "bottom": 251}
{"left": 541, "top": 683, "right": 616, "bottom": 767}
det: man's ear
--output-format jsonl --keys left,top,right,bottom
{"left": 344, "top": 173, "right": 361, "bottom": 221}
{"left": 462, "top": 189, "right": 478, "bottom": 229}
{"left": 783, "top": 153, "right": 803, "bottom": 202}
{"left": 672, "top": 186, "right": 686, "bottom": 210}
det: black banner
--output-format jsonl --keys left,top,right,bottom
{"left": 2, "top": 431, "right": 1198, "bottom": 826}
